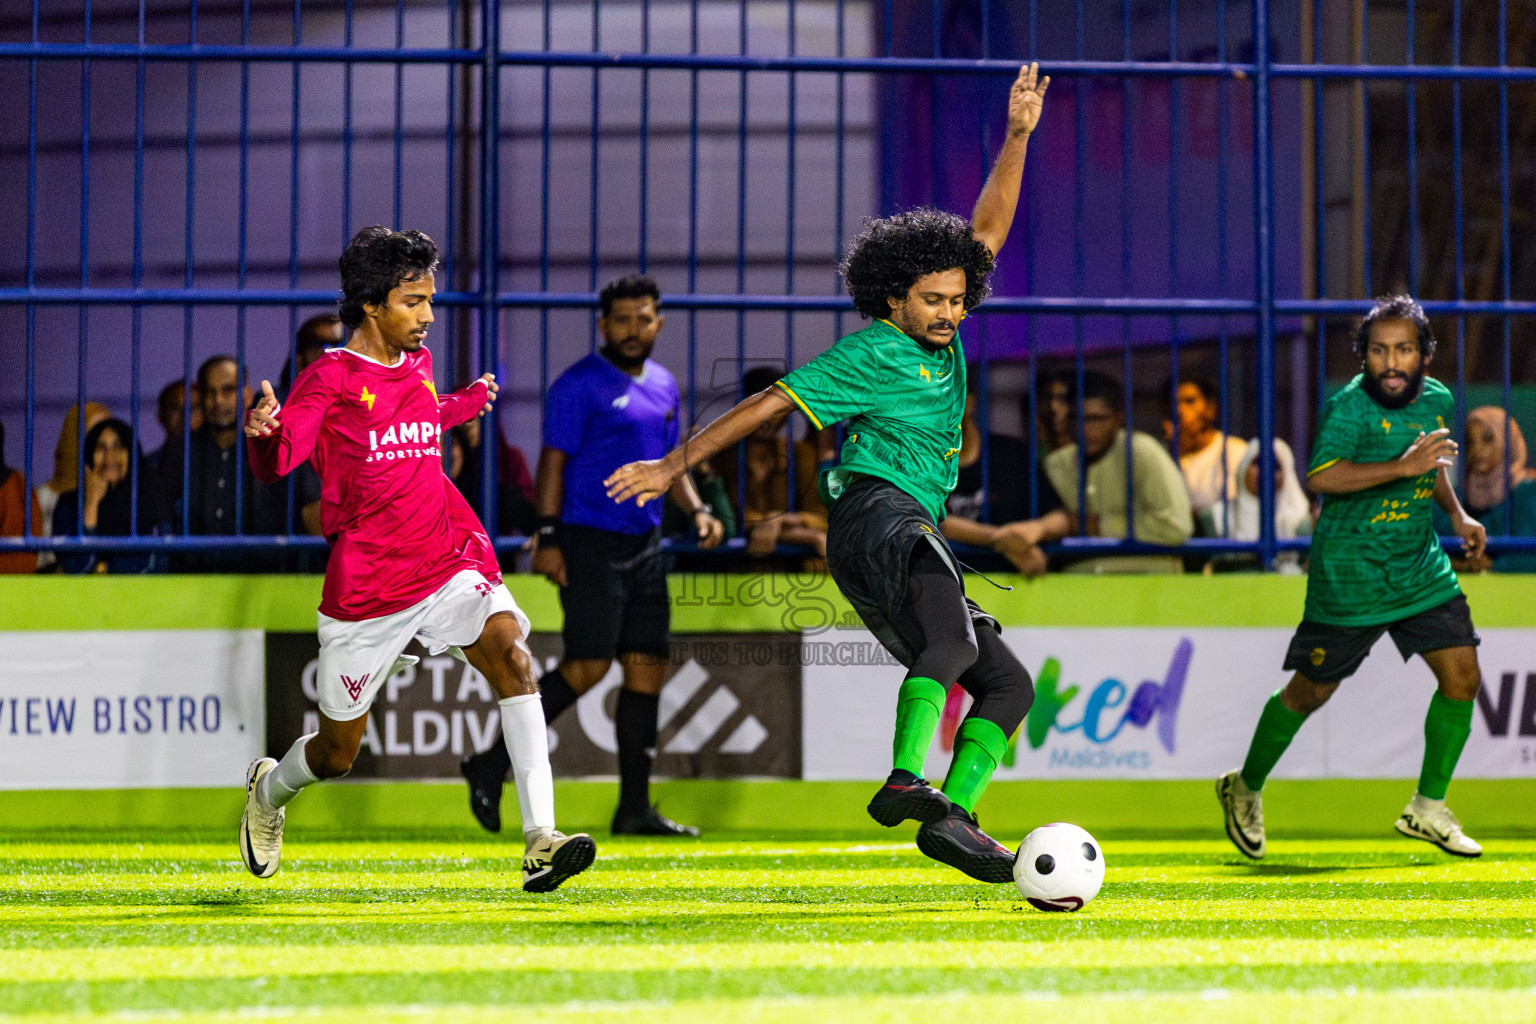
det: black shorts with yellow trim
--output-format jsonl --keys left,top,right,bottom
{"left": 1281, "top": 593, "right": 1479, "bottom": 685}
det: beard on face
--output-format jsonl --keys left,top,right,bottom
{"left": 1360, "top": 364, "right": 1425, "bottom": 410}
{"left": 601, "top": 337, "right": 652, "bottom": 371}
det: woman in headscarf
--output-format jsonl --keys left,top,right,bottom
{"left": 32, "top": 402, "right": 111, "bottom": 568}
{"left": 49, "top": 417, "right": 155, "bottom": 574}
{"left": 1437, "top": 407, "right": 1536, "bottom": 573}
{"left": 1206, "top": 437, "right": 1312, "bottom": 573}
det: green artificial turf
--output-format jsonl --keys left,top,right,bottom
{"left": 0, "top": 831, "right": 1533, "bottom": 1023}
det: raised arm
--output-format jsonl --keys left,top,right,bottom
{"left": 606, "top": 387, "right": 795, "bottom": 507}
{"left": 970, "top": 62, "right": 1050, "bottom": 258}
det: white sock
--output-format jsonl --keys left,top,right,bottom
{"left": 259, "top": 734, "right": 320, "bottom": 809}
{"left": 1411, "top": 793, "right": 1446, "bottom": 816}
{"left": 498, "top": 694, "right": 556, "bottom": 841}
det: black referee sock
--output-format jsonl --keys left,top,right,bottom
{"left": 616, "top": 689, "right": 660, "bottom": 816}
{"left": 469, "top": 666, "right": 580, "bottom": 780}
{"left": 538, "top": 666, "right": 580, "bottom": 725}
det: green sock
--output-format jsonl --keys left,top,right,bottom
{"left": 941, "top": 718, "right": 1009, "bottom": 813}
{"left": 1240, "top": 690, "right": 1309, "bottom": 792}
{"left": 892, "top": 676, "right": 948, "bottom": 775}
{"left": 1418, "top": 692, "right": 1474, "bottom": 801}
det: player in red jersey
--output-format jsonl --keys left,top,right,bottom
{"left": 238, "top": 226, "right": 594, "bottom": 893}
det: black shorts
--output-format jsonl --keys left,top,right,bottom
{"left": 559, "top": 523, "right": 670, "bottom": 661}
{"left": 825, "top": 475, "right": 997, "bottom": 669}
{"left": 1281, "top": 593, "right": 1480, "bottom": 685}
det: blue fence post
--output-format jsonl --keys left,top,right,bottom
{"left": 479, "top": 0, "right": 501, "bottom": 532}
{"left": 1254, "top": 0, "right": 1278, "bottom": 569}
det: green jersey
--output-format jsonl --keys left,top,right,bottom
{"left": 775, "top": 318, "right": 964, "bottom": 523}
{"left": 1303, "top": 374, "right": 1460, "bottom": 626}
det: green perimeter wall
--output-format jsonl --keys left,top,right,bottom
{"left": 2, "top": 573, "right": 1533, "bottom": 837}
{"left": 3, "top": 571, "right": 1534, "bottom": 632}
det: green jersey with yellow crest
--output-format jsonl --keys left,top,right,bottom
{"left": 1303, "top": 374, "right": 1461, "bottom": 626}
{"left": 775, "top": 318, "right": 964, "bottom": 523}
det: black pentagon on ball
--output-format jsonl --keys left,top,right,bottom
{"left": 1034, "top": 853, "right": 1056, "bottom": 874}
{"left": 1082, "top": 842, "right": 1098, "bottom": 861}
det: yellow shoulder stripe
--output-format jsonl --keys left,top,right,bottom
{"left": 1308, "top": 458, "right": 1341, "bottom": 476}
{"left": 774, "top": 381, "right": 824, "bottom": 431}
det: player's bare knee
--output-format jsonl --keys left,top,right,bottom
{"left": 1281, "top": 674, "right": 1335, "bottom": 715}
{"left": 1426, "top": 647, "right": 1482, "bottom": 702}
{"left": 1440, "top": 668, "right": 1481, "bottom": 702}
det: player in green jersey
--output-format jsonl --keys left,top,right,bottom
{"left": 606, "top": 63, "right": 1050, "bottom": 883}
{"left": 1219, "top": 295, "right": 1489, "bottom": 858}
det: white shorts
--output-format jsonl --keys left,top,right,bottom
{"left": 315, "top": 569, "right": 529, "bottom": 722}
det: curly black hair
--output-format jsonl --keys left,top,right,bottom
{"left": 1352, "top": 294, "right": 1436, "bottom": 361}
{"left": 599, "top": 274, "right": 662, "bottom": 317}
{"left": 838, "top": 208, "right": 995, "bottom": 321}
{"left": 338, "top": 227, "right": 439, "bottom": 329}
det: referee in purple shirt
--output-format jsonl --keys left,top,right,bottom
{"left": 461, "top": 275, "right": 724, "bottom": 836}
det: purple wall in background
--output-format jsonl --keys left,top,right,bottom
{"left": 879, "top": 0, "right": 1302, "bottom": 355}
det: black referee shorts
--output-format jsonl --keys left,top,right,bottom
{"left": 1281, "top": 593, "right": 1480, "bottom": 685}
{"left": 559, "top": 523, "right": 671, "bottom": 662}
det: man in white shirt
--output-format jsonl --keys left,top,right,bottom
{"left": 1164, "top": 375, "right": 1247, "bottom": 531}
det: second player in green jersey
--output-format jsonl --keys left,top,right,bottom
{"left": 1219, "top": 295, "right": 1490, "bottom": 860}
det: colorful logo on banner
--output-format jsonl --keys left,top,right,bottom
{"left": 939, "top": 638, "right": 1192, "bottom": 764}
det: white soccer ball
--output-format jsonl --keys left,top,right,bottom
{"left": 1013, "top": 823, "right": 1105, "bottom": 911}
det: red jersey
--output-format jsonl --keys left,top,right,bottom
{"left": 248, "top": 346, "right": 498, "bottom": 621}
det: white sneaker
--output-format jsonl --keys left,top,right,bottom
{"left": 522, "top": 830, "right": 596, "bottom": 893}
{"left": 1216, "top": 769, "right": 1265, "bottom": 859}
{"left": 1396, "top": 802, "right": 1483, "bottom": 857}
{"left": 239, "top": 758, "right": 285, "bottom": 879}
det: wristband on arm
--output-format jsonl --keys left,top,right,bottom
{"left": 536, "top": 516, "right": 561, "bottom": 548}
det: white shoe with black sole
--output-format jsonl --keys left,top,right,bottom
{"left": 522, "top": 830, "right": 596, "bottom": 893}
{"left": 239, "top": 757, "right": 285, "bottom": 879}
{"left": 1395, "top": 803, "right": 1482, "bottom": 857}
{"left": 1216, "top": 769, "right": 1265, "bottom": 860}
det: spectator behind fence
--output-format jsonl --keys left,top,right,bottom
{"left": 260, "top": 316, "right": 345, "bottom": 561}
{"left": 277, "top": 313, "right": 344, "bottom": 402}
{"left": 1035, "top": 370, "right": 1193, "bottom": 573}
{"left": 33, "top": 402, "right": 111, "bottom": 570}
{"left": 1206, "top": 438, "right": 1313, "bottom": 573}
{"left": 143, "top": 380, "right": 203, "bottom": 484}
{"left": 155, "top": 354, "right": 279, "bottom": 571}
{"left": 0, "top": 418, "right": 44, "bottom": 574}
{"left": 50, "top": 418, "right": 156, "bottom": 575}
{"left": 709, "top": 365, "right": 828, "bottom": 560}
{"left": 447, "top": 415, "right": 538, "bottom": 537}
{"left": 940, "top": 369, "right": 1062, "bottom": 578}
{"left": 1434, "top": 406, "right": 1536, "bottom": 573}
{"left": 1034, "top": 367, "right": 1076, "bottom": 452}
{"left": 1164, "top": 374, "right": 1247, "bottom": 529}
{"left": 660, "top": 446, "right": 738, "bottom": 562}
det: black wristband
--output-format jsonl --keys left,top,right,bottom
{"left": 536, "top": 516, "right": 561, "bottom": 547}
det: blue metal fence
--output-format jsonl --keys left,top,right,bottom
{"left": 1, "top": 1, "right": 1533, "bottom": 571}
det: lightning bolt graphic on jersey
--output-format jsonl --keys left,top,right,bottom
{"left": 360, "top": 386, "right": 377, "bottom": 411}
